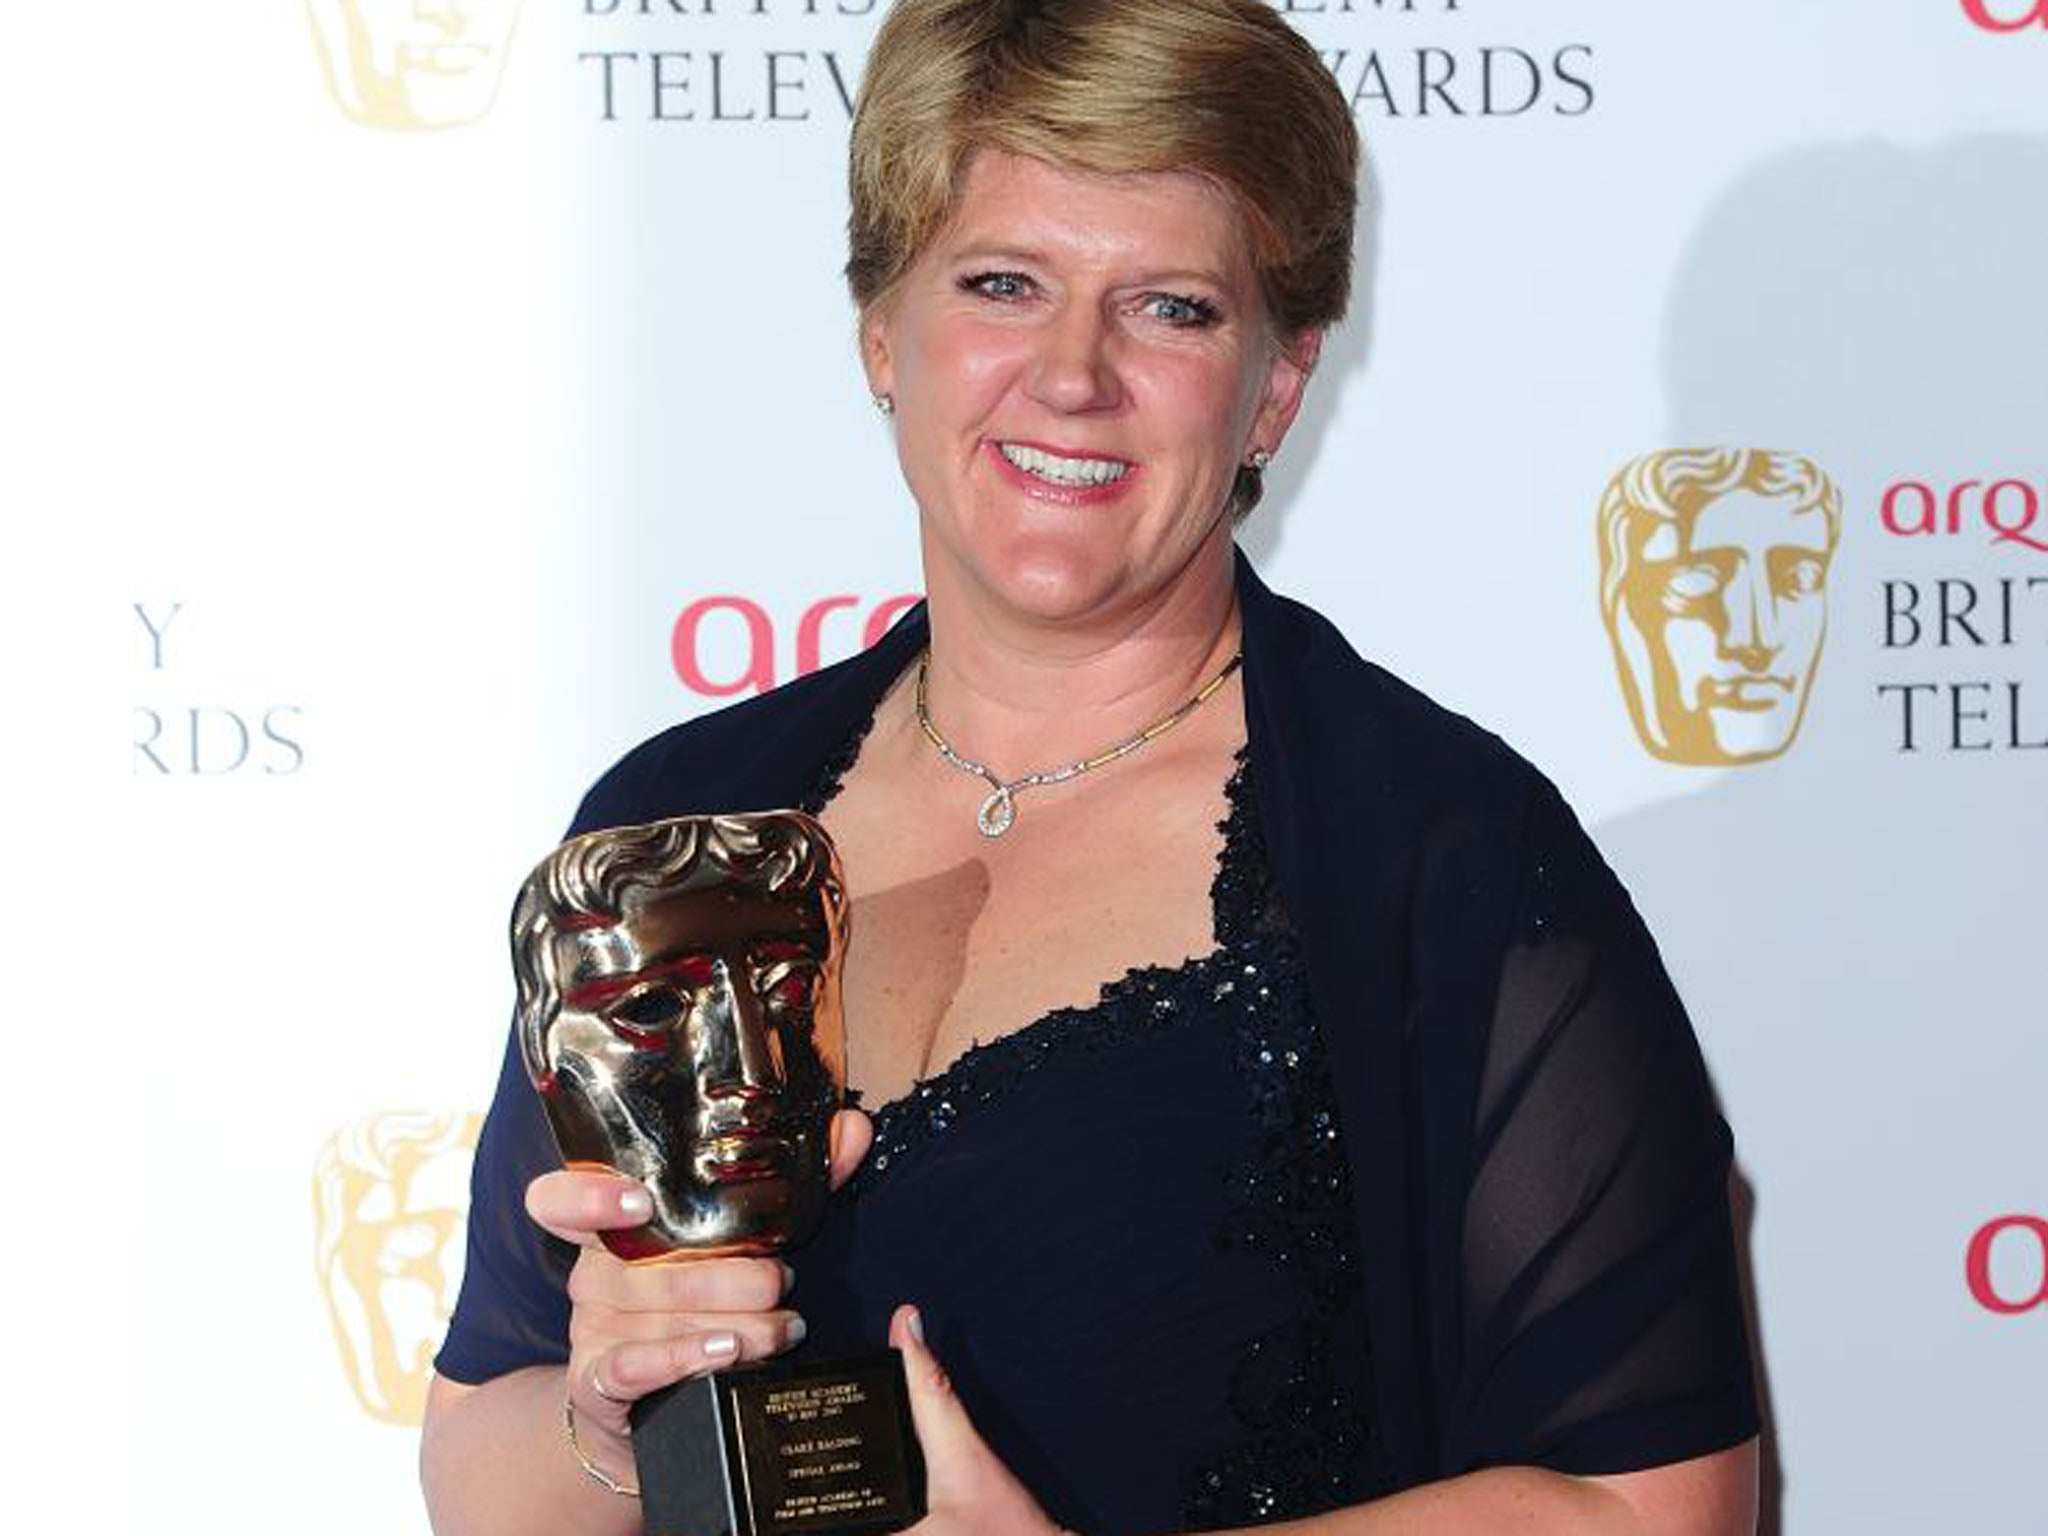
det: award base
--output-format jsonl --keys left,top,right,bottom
{"left": 630, "top": 1348, "right": 926, "bottom": 1536}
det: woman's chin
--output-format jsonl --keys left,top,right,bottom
{"left": 966, "top": 543, "right": 1149, "bottom": 627}
{"left": 925, "top": 507, "right": 1230, "bottom": 630}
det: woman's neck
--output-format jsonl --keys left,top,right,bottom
{"left": 911, "top": 539, "right": 1242, "bottom": 776}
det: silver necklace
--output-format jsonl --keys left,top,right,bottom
{"left": 914, "top": 649, "right": 1244, "bottom": 837}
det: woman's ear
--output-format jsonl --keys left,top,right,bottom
{"left": 1283, "top": 325, "right": 1326, "bottom": 377}
{"left": 860, "top": 305, "right": 896, "bottom": 402}
{"left": 1251, "top": 325, "right": 1325, "bottom": 455}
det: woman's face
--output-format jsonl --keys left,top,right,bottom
{"left": 862, "top": 150, "right": 1319, "bottom": 630}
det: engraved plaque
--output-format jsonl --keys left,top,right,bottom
{"left": 633, "top": 1352, "right": 924, "bottom": 1536}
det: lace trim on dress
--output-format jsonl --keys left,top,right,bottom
{"left": 850, "top": 950, "right": 1244, "bottom": 1188}
{"left": 797, "top": 711, "right": 878, "bottom": 818}
{"left": 1184, "top": 762, "right": 1381, "bottom": 1527}
{"left": 848, "top": 751, "right": 1249, "bottom": 1190}
{"left": 823, "top": 745, "right": 1382, "bottom": 1519}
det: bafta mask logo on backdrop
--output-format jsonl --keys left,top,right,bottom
{"left": 1598, "top": 449, "right": 1843, "bottom": 766}
{"left": 306, "top": 0, "right": 524, "bottom": 130}
{"left": 313, "top": 1111, "right": 482, "bottom": 1424}
{"left": 1962, "top": 0, "right": 2048, "bottom": 32}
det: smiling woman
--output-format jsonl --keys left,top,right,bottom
{"left": 864, "top": 151, "right": 1314, "bottom": 633}
{"left": 420, "top": 4, "right": 1762, "bottom": 1536}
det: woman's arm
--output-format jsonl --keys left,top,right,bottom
{"left": 1264, "top": 1444, "right": 1757, "bottom": 1536}
{"left": 422, "top": 1111, "right": 870, "bottom": 1536}
{"left": 887, "top": 1304, "right": 1758, "bottom": 1536}
{"left": 422, "top": 1368, "right": 643, "bottom": 1536}
{"left": 418, "top": 1168, "right": 800, "bottom": 1536}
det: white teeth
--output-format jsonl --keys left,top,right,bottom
{"left": 999, "top": 443, "right": 1130, "bottom": 487}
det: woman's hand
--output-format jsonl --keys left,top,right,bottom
{"left": 523, "top": 1109, "right": 874, "bottom": 1486}
{"left": 888, "top": 1304, "right": 1066, "bottom": 1536}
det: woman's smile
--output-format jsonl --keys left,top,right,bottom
{"left": 986, "top": 439, "right": 1139, "bottom": 502}
{"left": 862, "top": 148, "right": 1314, "bottom": 629}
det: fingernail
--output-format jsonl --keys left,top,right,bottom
{"left": 905, "top": 1307, "right": 925, "bottom": 1345}
{"left": 619, "top": 1186, "right": 653, "bottom": 1220}
{"left": 779, "top": 1261, "right": 796, "bottom": 1292}
{"left": 786, "top": 1315, "right": 808, "bottom": 1347}
{"left": 702, "top": 1332, "right": 739, "bottom": 1360}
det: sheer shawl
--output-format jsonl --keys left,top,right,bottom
{"left": 1245, "top": 567, "right": 1756, "bottom": 1483}
{"left": 438, "top": 554, "right": 1759, "bottom": 1489}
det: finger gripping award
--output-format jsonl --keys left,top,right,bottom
{"left": 512, "top": 811, "right": 925, "bottom": 1536}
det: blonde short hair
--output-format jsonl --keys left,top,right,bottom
{"left": 846, "top": 0, "right": 1359, "bottom": 338}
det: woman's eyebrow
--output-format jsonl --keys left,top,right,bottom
{"left": 944, "top": 241, "right": 1048, "bottom": 267}
{"left": 944, "top": 243, "right": 1231, "bottom": 292}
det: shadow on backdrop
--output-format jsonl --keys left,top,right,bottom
{"left": 1595, "top": 135, "right": 2048, "bottom": 1536}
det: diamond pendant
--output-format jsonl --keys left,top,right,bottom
{"left": 976, "top": 786, "right": 1017, "bottom": 838}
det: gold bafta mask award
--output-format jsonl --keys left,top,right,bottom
{"left": 513, "top": 812, "right": 924, "bottom": 1536}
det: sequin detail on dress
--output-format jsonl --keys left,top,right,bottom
{"left": 841, "top": 755, "right": 1380, "bottom": 1523}
{"left": 1185, "top": 760, "right": 1381, "bottom": 1527}
{"left": 848, "top": 940, "right": 1238, "bottom": 1189}
{"left": 797, "top": 711, "right": 877, "bottom": 818}
{"left": 847, "top": 756, "right": 1260, "bottom": 1189}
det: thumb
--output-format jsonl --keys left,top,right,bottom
{"left": 828, "top": 1108, "right": 874, "bottom": 1191}
{"left": 890, "top": 1306, "right": 1059, "bottom": 1535}
{"left": 889, "top": 1304, "right": 990, "bottom": 1493}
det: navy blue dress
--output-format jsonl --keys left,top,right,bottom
{"left": 790, "top": 756, "right": 1383, "bottom": 1533}
{"left": 437, "top": 558, "right": 1758, "bottom": 1513}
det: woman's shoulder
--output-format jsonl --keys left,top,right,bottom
{"left": 1242, "top": 569, "right": 1555, "bottom": 840}
{"left": 568, "top": 606, "right": 928, "bottom": 835}
{"left": 1253, "top": 585, "right": 1650, "bottom": 964}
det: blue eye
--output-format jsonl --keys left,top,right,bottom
{"left": 1144, "top": 292, "right": 1221, "bottom": 328}
{"left": 963, "top": 271, "right": 1031, "bottom": 300}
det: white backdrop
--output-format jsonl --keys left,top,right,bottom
{"left": 6, "top": 2, "right": 2042, "bottom": 1532}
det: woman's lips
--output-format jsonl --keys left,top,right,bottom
{"left": 986, "top": 439, "right": 1139, "bottom": 505}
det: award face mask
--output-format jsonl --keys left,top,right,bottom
{"left": 512, "top": 813, "right": 848, "bottom": 1260}
{"left": 1598, "top": 448, "right": 1841, "bottom": 767}
{"left": 306, "top": 0, "right": 525, "bottom": 129}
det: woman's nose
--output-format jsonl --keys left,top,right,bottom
{"left": 1026, "top": 304, "right": 1124, "bottom": 414}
